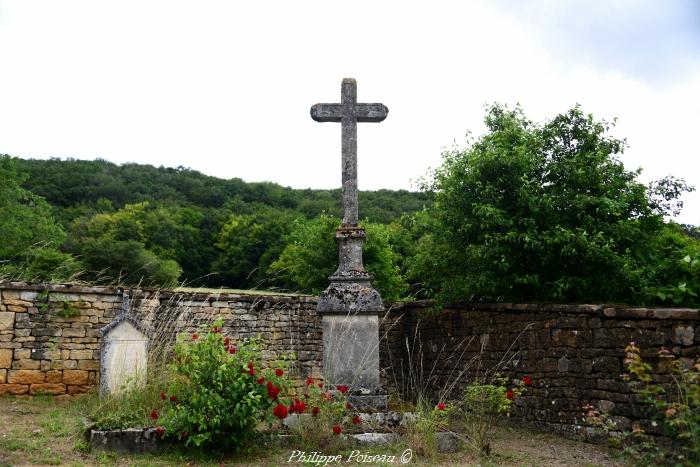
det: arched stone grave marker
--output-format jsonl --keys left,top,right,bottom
{"left": 100, "top": 294, "right": 151, "bottom": 396}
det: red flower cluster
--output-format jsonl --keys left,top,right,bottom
{"left": 227, "top": 345, "right": 237, "bottom": 354}
{"left": 332, "top": 424, "right": 342, "bottom": 435}
{"left": 211, "top": 325, "right": 221, "bottom": 333}
{"left": 289, "top": 399, "right": 307, "bottom": 414}
{"left": 336, "top": 385, "right": 349, "bottom": 394}
{"left": 317, "top": 382, "right": 324, "bottom": 388}
{"left": 522, "top": 375, "right": 532, "bottom": 386}
{"left": 150, "top": 409, "right": 159, "bottom": 420}
{"left": 257, "top": 376, "right": 265, "bottom": 384}
{"left": 305, "top": 377, "right": 314, "bottom": 386}
{"left": 224, "top": 337, "right": 230, "bottom": 346}
{"left": 191, "top": 333, "right": 199, "bottom": 340}
{"left": 169, "top": 395, "right": 177, "bottom": 402}
{"left": 267, "top": 381, "right": 280, "bottom": 400}
{"left": 273, "top": 403, "right": 288, "bottom": 419}
{"left": 155, "top": 426, "right": 165, "bottom": 438}
{"left": 245, "top": 361, "right": 255, "bottom": 375}
{"left": 436, "top": 402, "right": 446, "bottom": 411}
{"left": 506, "top": 390, "right": 514, "bottom": 400}
{"left": 352, "top": 415, "right": 361, "bottom": 425}
{"left": 312, "top": 406, "right": 320, "bottom": 416}
{"left": 275, "top": 369, "right": 284, "bottom": 377}
{"left": 160, "top": 391, "right": 166, "bottom": 400}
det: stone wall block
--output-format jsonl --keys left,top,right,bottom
{"left": 30, "top": 383, "right": 66, "bottom": 395}
{"left": 12, "top": 359, "right": 41, "bottom": 370}
{"left": 8, "top": 369, "right": 45, "bottom": 384}
{"left": 672, "top": 325, "right": 694, "bottom": 346}
{"left": 0, "top": 383, "right": 29, "bottom": 395}
{"left": 0, "top": 312, "right": 14, "bottom": 330}
{"left": 45, "top": 370, "right": 63, "bottom": 383}
{"left": 0, "top": 348, "right": 12, "bottom": 368}
{"left": 63, "top": 369, "right": 89, "bottom": 385}
{"left": 0, "top": 369, "right": 5, "bottom": 383}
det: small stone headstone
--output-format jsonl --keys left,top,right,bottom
{"left": 100, "top": 295, "right": 150, "bottom": 396}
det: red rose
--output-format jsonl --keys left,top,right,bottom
{"left": 191, "top": 333, "right": 198, "bottom": 340}
{"left": 150, "top": 409, "right": 158, "bottom": 420}
{"left": 212, "top": 326, "right": 221, "bottom": 333}
{"left": 247, "top": 361, "right": 254, "bottom": 370}
{"left": 522, "top": 375, "right": 532, "bottom": 386}
{"left": 312, "top": 406, "right": 320, "bottom": 416}
{"left": 229, "top": 346, "right": 237, "bottom": 354}
{"left": 352, "top": 415, "right": 361, "bottom": 425}
{"left": 248, "top": 368, "right": 255, "bottom": 376}
{"left": 223, "top": 337, "right": 230, "bottom": 346}
{"left": 506, "top": 390, "right": 514, "bottom": 400}
{"left": 155, "top": 426, "right": 165, "bottom": 438}
{"left": 346, "top": 402, "right": 353, "bottom": 410}
{"left": 160, "top": 391, "right": 166, "bottom": 400}
{"left": 291, "top": 399, "right": 306, "bottom": 414}
{"left": 257, "top": 376, "right": 265, "bottom": 384}
{"left": 332, "top": 424, "right": 342, "bottom": 435}
{"left": 317, "top": 382, "right": 324, "bottom": 388}
{"left": 273, "top": 403, "right": 288, "bottom": 419}
{"left": 437, "top": 402, "right": 446, "bottom": 411}
{"left": 169, "top": 395, "right": 177, "bottom": 402}
{"left": 305, "top": 377, "right": 314, "bottom": 386}
{"left": 336, "top": 385, "right": 349, "bottom": 394}
{"left": 266, "top": 381, "right": 280, "bottom": 400}
{"left": 275, "top": 369, "right": 284, "bottom": 377}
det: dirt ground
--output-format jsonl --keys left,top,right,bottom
{"left": 0, "top": 396, "right": 623, "bottom": 466}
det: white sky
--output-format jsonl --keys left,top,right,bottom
{"left": 0, "top": 0, "right": 698, "bottom": 225}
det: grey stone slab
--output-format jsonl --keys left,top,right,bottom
{"left": 322, "top": 314, "right": 382, "bottom": 394}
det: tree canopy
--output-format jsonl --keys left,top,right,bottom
{"left": 410, "top": 105, "right": 698, "bottom": 306}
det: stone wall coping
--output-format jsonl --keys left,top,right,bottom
{"left": 0, "top": 281, "right": 124, "bottom": 295}
{"left": 1, "top": 282, "right": 697, "bottom": 319}
{"left": 387, "top": 300, "right": 699, "bottom": 320}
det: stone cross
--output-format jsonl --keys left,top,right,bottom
{"left": 310, "top": 78, "right": 389, "bottom": 409}
{"left": 311, "top": 78, "right": 388, "bottom": 226}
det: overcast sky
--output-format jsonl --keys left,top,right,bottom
{"left": 0, "top": 0, "right": 698, "bottom": 224}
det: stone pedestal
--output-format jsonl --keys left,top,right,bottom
{"left": 317, "top": 227, "right": 387, "bottom": 409}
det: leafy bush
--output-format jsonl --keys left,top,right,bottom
{"left": 290, "top": 377, "right": 354, "bottom": 451}
{"left": 460, "top": 376, "right": 528, "bottom": 455}
{"left": 622, "top": 342, "right": 699, "bottom": 465}
{"left": 160, "top": 321, "right": 292, "bottom": 452}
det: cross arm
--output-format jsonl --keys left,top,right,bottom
{"left": 355, "top": 103, "right": 389, "bottom": 122}
{"left": 310, "top": 103, "right": 343, "bottom": 122}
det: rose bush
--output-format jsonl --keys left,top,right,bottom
{"left": 157, "top": 320, "right": 293, "bottom": 452}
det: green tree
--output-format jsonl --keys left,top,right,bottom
{"left": 0, "top": 156, "right": 80, "bottom": 281}
{"left": 213, "top": 206, "right": 300, "bottom": 289}
{"left": 412, "top": 105, "right": 696, "bottom": 305}
{"left": 268, "top": 215, "right": 408, "bottom": 300}
{"left": 67, "top": 202, "right": 181, "bottom": 286}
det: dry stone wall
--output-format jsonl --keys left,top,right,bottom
{"left": 1, "top": 281, "right": 698, "bottom": 439}
{"left": 382, "top": 301, "right": 700, "bottom": 438}
{"left": 0, "top": 282, "right": 320, "bottom": 398}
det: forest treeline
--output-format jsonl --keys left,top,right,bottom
{"left": 1, "top": 157, "right": 429, "bottom": 295}
{"left": 1, "top": 104, "right": 699, "bottom": 306}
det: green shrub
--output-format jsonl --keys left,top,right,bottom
{"left": 621, "top": 342, "right": 699, "bottom": 465}
{"left": 460, "top": 375, "right": 529, "bottom": 455}
{"left": 160, "top": 321, "right": 293, "bottom": 453}
{"left": 290, "top": 377, "right": 353, "bottom": 451}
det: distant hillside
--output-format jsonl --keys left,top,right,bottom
{"left": 16, "top": 158, "right": 431, "bottom": 226}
